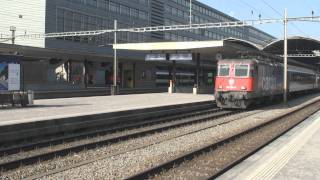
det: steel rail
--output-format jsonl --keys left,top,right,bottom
{"left": 26, "top": 109, "right": 254, "bottom": 180}
{"left": 0, "top": 108, "right": 239, "bottom": 171}
{"left": 0, "top": 101, "right": 214, "bottom": 155}
{"left": 126, "top": 99, "right": 320, "bottom": 180}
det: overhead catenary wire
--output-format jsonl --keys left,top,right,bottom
{"left": 7, "top": 16, "right": 319, "bottom": 40}
{"left": 259, "top": 0, "right": 310, "bottom": 37}
{"left": 238, "top": 0, "right": 273, "bottom": 19}
{"left": 230, "top": 0, "right": 281, "bottom": 44}
{"left": 260, "top": 0, "right": 282, "bottom": 16}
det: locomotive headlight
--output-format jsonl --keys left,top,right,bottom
{"left": 218, "top": 85, "right": 223, "bottom": 89}
{"left": 241, "top": 86, "right": 247, "bottom": 90}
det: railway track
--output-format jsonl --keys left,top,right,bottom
{"left": 0, "top": 101, "right": 215, "bottom": 146}
{"left": 22, "top": 108, "right": 259, "bottom": 180}
{"left": 0, "top": 102, "right": 244, "bottom": 172}
{"left": 126, "top": 99, "right": 320, "bottom": 180}
{"left": 0, "top": 102, "right": 215, "bottom": 156}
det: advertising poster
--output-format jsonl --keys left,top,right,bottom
{"left": 0, "top": 63, "right": 8, "bottom": 91}
{"left": 8, "top": 64, "right": 20, "bottom": 91}
{"left": 0, "top": 63, "right": 20, "bottom": 91}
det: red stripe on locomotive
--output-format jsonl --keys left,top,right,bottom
{"left": 215, "top": 62, "right": 254, "bottom": 92}
{"left": 215, "top": 77, "right": 254, "bottom": 91}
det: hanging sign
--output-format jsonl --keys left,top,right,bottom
{"left": 169, "top": 53, "right": 193, "bottom": 61}
{"left": 145, "top": 54, "right": 167, "bottom": 61}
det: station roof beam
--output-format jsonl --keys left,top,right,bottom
{"left": 263, "top": 36, "right": 320, "bottom": 66}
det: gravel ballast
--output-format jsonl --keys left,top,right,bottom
{"left": 1, "top": 94, "right": 319, "bottom": 180}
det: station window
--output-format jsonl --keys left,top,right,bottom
{"left": 218, "top": 64, "right": 230, "bottom": 76}
{"left": 110, "top": 2, "right": 120, "bottom": 13}
{"left": 98, "top": 0, "right": 107, "bottom": 10}
{"left": 139, "top": 0, "right": 149, "bottom": 5}
{"left": 87, "top": 0, "right": 97, "bottom": 7}
{"left": 120, "top": 5, "right": 130, "bottom": 16}
{"left": 130, "top": 8, "right": 139, "bottom": 18}
{"left": 235, "top": 65, "right": 249, "bottom": 77}
{"left": 139, "top": 11, "right": 148, "bottom": 20}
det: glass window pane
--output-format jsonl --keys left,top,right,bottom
{"left": 130, "top": 8, "right": 138, "bottom": 18}
{"left": 219, "top": 65, "right": 230, "bottom": 76}
{"left": 121, "top": 5, "right": 130, "bottom": 16}
{"left": 110, "top": 2, "right": 120, "bottom": 13}
{"left": 235, "top": 65, "right": 249, "bottom": 77}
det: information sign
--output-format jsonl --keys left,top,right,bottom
{"left": 169, "top": 53, "right": 193, "bottom": 61}
{"left": 145, "top": 54, "right": 167, "bottom": 61}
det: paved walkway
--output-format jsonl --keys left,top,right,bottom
{"left": 0, "top": 93, "right": 214, "bottom": 126}
{"left": 218, "top": 109, "right": 320, "bottom": 180}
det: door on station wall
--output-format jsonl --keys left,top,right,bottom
{"left": 207, "top": 72, "right": 214, "bottom": 86}
{"left": 105, "top": 69, "right": 112, "bottom": 86}
{"left": 123, "top": 69, "right": 134, "bottom": 88}
{"left": 122, "top": 63, "right": 135, "bottom": 88}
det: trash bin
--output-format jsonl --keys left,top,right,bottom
{"left": 193, "top": 84, "right": 198, "bottom": 95}
{"left": 111, "top": 85, "right": 118, "bottom": 96}
{"left": 27, "top": 90, "right": 34, "bottom": 105}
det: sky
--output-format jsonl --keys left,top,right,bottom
{"left": 198, "top": 0, "right": 320, "bottom": 40}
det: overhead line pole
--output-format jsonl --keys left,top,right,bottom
{"left": 189, "top": 0, "right": 192, "bottom": 25}
{"left": 10, "top": 26, "right": 16, "bottom": 45}
{"left": 112, "top": 20, "right": 118, "bottom": 96}
{"left": 284, "top": 8, "right": 288, "bottom": 104}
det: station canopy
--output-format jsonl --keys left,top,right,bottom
{"left": 0, "top": 43, "right": 113, "bottom": 62}
{"left": 263, "top": 36, "right": 320, "bottom": 66}
{"left": 113, "top": 38, "right": 262, "bottom": 60}
{"left": 114, "top": 36, "right": 320, "bottom": 66}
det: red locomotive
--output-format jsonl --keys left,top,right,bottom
{"left": 215, "top": 57, "right": 319, "bottom": 109}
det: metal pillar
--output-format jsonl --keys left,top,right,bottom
{"left": 196, "top": 53, "right": 200, "bottom": 87}
{"left": 189, "top": 0, "right": 192, "bottom": 25}
{"left": 21, "top": 61, "right": 25, "bottom": 91}
{"left": 10, "top": 26, "right": 16, "bottom": 45}
{"left": 283, "top": 9, "right": 288, "bottom": 103}
{"left": 172, "top": 60, "right": 176, "bottom": 91}
{"left": 111, "top": 20, "right": 118, "bottom": 95}
{"left": 84, "top": 59, "right": 88, "bottom": 88}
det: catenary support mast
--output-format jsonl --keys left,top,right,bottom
{"left": 112, "top": 20, "right": 118, "bottom": 95}
{"left": 284, "top": 9, "right": 288, "bottom": 103}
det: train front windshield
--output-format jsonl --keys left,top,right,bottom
{"left": 235, "top": 65, "right": 249, "bottom": 77}
{"left": 218, "top": 65, "right": 230, "bottom": 76}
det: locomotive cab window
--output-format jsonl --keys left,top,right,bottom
{"left": 218, "top": 64, "right": 230, "bottom": 76}
{"left": 235, "top": 64, "right": 249, "bottom": 77}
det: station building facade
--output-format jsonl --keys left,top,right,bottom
{"left": 0, "top": 0, "right": 275, "bottom": 94}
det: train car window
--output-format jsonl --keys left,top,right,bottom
{"left": 218, "top": 64, "right": 230, "bottom": 76}
{"left": 235, "top": 65, "right": 249, "bottom": 77}
{"left": 250, "top": 64, "right": 257, "bottom": 77}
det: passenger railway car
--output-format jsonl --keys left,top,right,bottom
{"left": 214, "top": 58, "right": 319, "bottom": 109}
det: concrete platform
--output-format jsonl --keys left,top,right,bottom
{"left": 218, "top": 109, "right": 320, "bottom": 180}
{"left": 0, "top": 93, "right": 214, "bottom": 126}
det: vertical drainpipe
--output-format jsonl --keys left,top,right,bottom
{"left": 196, "top": 53, "right": 200, "bottom": 88}
{"left": 133, "top": 62, "right": 136, "bottom": 88}
{"left": 172, "top": 60, "right": 176, "bottom": 91}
